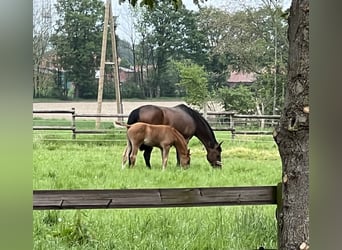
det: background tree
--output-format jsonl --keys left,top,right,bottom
{"left": 51, "top": 0, "right": 104, "bottom": 98}
{"left": 175, "top": 59, "right": 209, "bottom": 109}
{"left": 135, "top": 2, "right": 207, "bottom": 97}
{"left": 206, "top": 2, "right": 288, "bottom": 114}
{"left": 117, "top": 38, "right": 134, "bottom": 67}
{"left": 130, "top": 7, "right": 149, "bottom": 98}
{"left": 216, "top": 85, "right": 255, "bottom": 113}
{"left": 33, "top": 0, "right": 54, "bottom": 98}
{"left": 197, "top": 7, "right": 233, "bottom": 91}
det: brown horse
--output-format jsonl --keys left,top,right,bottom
{"left": 127, "top": 104, "right": 222, "bottom": 168}
{"left": 116, "top": 122, "right": 191, "bottom": 171}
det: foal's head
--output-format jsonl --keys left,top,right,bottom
{"left": 180, "top": 149, "right": 191, "bottom": 169}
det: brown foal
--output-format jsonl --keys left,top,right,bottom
{"left": 116, "top": 122, "right": 191, "bottom": 170}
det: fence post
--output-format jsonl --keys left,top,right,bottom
{"left": 230, "top": 114, "right": 235, "bottom": 140}
{"left": 71, "top": 108, "right": 76, "bottom": 139}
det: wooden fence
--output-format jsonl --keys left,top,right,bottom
{"left": 33, "top": 185, "right": 280, "bottom": 250}
{"left": 33, "top": 108, "right": 280, "bottom": 139}
{"left": 33, "top": 108, "right": 128, "bottom": 139}
{"left": 33, "top": 185, "right": 279, "bottom": 210}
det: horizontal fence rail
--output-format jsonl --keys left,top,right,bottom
{"left": 33, "top": 108, "right": 280, "bottom": 139}
{"left": 234, "top": 114, "right": 281, "bottom": 119}
{"left": 33, "top": 110, "right": 75, "bottom": 114}
{"left": 33, "top": 126, "right": 75, "bottom": 131}
{"left": 33, "top": 186, "right": 277, "bottom": 210}
{"left": 75, "top": 113, "right": 128, "bottom": 118}
{"left": 33, "top": 109, "right": 128, "bottom": 139}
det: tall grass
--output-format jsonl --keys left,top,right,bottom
{"left": 33, "top": 131, "right": 281, "bottom": 249}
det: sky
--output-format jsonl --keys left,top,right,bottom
{"left": 112, "top": 0, "right": 292, "bottom": 43}
{"left": 33, "top": 0, "right": 292, "bottom": 43}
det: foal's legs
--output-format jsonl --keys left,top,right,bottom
{"left": 161, "top": 146, "right": 171, "bottom": 171}
{"left": 122, "top": 140, "right": 132, "bottom": 169}
{"left": 121, "top": 146, "right": 129, "bottom": 169}
{"left": 122, "top": 146, "right": 127, "bottom": 169}
{"left": 176, "top": 140, "right": 189, "bottom": 167}
{"left": 129, "top": 143, "right": 139, "bottom": 168}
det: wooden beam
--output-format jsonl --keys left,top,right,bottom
{"left": 108, "top": 4, "right": 123, "bottom": 117}
{"left": 234, "top": 131, "right": 273, "bottom": 135}
{"left": 33, "top": 186, "right": 277, "bottom": 210}
{"left": 33, "top": 110, "right": 75, "bottom": 114}
{"left": 74, "top": 113, "right": 128, "bottom": 118}
{"left": 96, "top": 0, "right": 110, "bottom": 129}
{"left": 33, "top": 126, "right": 74, "bottom": 131}
{"left": 234, "top": 114, "right": 280, "bottom": 119}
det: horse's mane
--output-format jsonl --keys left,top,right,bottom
{"left": 175, "top": 104, "right": 218, "bottom": 146}
{"left": 171, "top": 127, "right": 188, "bottom": 153}
{"left": 171, "top": 127, "right": 187, "bottom": 145}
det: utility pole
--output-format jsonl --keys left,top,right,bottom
{"left": 96, "top": 0, "right": 122, "bottom": 128}
{"left": 109, "top": 6, "right": 123, "bottom": 118}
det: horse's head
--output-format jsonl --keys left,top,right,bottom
{"left": 207, "top": 142, "right": 223, "bottom": 168}
{"left": 180, "top": 149, "right": 191, "bottom": 169}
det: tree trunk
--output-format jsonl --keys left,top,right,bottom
{"left": 273, "top": 0, "right": 309, "bottom": 249}
{"left": 256, "top": 101, "right": 265, "bottom": 129}
{"left": 203, "top": 101, "right": 208, "bottom": 120}
{"left": 34, "top": 67, "right": 39, "bottom": 98}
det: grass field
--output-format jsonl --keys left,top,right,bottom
{"left": 33, "top": 124, "right": 281, "bottom": 249}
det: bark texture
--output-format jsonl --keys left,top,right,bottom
{"left": 273, "top": 0, "right": 309, "bottom": 249}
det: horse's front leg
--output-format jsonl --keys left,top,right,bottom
{"left": 176, "top": 151, "right": 180, "bottom": 166}
{"left": 161, "top": 146, "right": 171, "bottom": 171}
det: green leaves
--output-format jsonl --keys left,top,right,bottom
{"left": 197, "top": 3, "right": 288, "bottom": 114}
{"left": 175, "top": 60, "right": 209, "bottom": 107}
{"left": 121, "top": 0, "right": 185, "bottom": 9}
{"left": 132, "top": 2, "right": 209, "bottom": 97}
{"left": 51, "top": 0, "right": 104, "bottom": 98}
{"left": 217, "top": 85, "right": 255, "bottom": 114}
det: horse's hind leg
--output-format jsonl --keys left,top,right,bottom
{"left": 142, "top": 145, "right": 153, "bottom": 169}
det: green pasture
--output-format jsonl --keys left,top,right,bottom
{"left": 33, "top": 123, "right": 281, "bottom": 249}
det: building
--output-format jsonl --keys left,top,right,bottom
{"left": 118, "top": 66, "right": 135, "bottom": 83}
{"left": 226, "top": 71, "right": 257, "bottom": 87}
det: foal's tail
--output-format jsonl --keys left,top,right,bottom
{"left": 115, "top": 121, "right": 131, "bottom": 128}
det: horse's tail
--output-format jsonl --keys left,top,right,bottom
{"left": 115, "top": 121, "right": 131, "bottom": 128}
{"left": 127, "top": 108, "right": 140, "bottom": 124}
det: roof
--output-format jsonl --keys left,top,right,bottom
{"left": 119, "top": 66, "right": 135, "bottom": 73}
{"left": 227, "top": 71, "right": 256, "bottom": 83}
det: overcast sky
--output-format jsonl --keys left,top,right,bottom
{"left": 33, "top": 0, "right": 292, "bottom": 43}
{"left": 112, "top": 0, "right": 292, "bottom": 43}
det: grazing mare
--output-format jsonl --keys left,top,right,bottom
{"left": 127, "top": 104, "right": 222, "bottom": 168}
{"left": 116, "top": 122, "right": 191, "bottom": 171}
